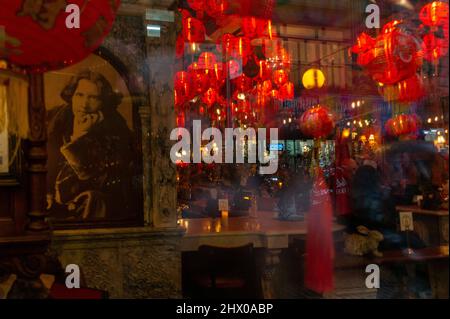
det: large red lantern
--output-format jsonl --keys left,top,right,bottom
{"left": 0, "top": 0, "right": 120, "bottom": 72}
{"left": 233, "top": 74, "right": 253, "bottom": 93}
{"left": 299, "top": 105, "right": 335, "bottom": 139}
{"left": 257, "top": 59, "right": 272, "bottom": 80}
{"left": 385, "top": 114, "right": 420, "bottom": 138}
{"left": 352, "top": 21, "right": 422, "bottom": 85}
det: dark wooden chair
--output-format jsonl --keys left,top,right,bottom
{"left": 186, "top": 243, "right": 262, "bottom": 299}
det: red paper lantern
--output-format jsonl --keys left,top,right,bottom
{"left": 299, "top": 105, "right": 335, "bottom": 139}
{"left": 201, "top": 87, "right": 219, "bottom": 107}
{"left": 420, "top": 1, "right": 449, "bottom": 27}
{"left": 385, "top": 114, "right": 420, "bottom": 138}
{"left": 422, "top": 33, "right": 449, "bottom": 61}
{"left": 353, "top": 21, "right": 422, "bottom": 85}
{"left": 182, "top": 17, "right": 205, "bottom": 43}
{"left": 0, "top": 0, "right": 120, "bottom": 72}
{"left": 233, "top": 74, "right": 253, "bottom": 93}
{"left": 188, "top": 68, "right": 209, "bottom": 95}
{"left": 279, "top": 81, "right": 294, "bottom": 100}
{"left": 272, "top": 69, "right": 288, "bottom": 87}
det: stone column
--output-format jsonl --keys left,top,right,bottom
{"left": 146, "top": 8, "right": 180, "bottom": 229}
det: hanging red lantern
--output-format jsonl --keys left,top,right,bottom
{"left": 201, "top": 87, "right": 219, "bottom": 107}
{"left": 272, "top": 69, "right": 289, "bottom": 87}
{"left": 188, "top": 68, "right": 209, "bottom": 95}
{"left": 182, "top": 17, "right": 205, "bottom": 43}
{"left": 352, "top": 21, "right": 422, "bottom": 85}
{"left": 233, "top": 74, "right": 253, "bottom": 93}
{"left": 421, "top": 33, "right": 449, "bottom": 61}
{"left": 385, "top": 114, "right": 420, "bottom": 138}
{"left": 299, "top": 105, "right": 335, "bottom": 139}
{"left": 279, "top": 81, "right": 295, "bottom": 100}
{"left": 0, "top": 0, "right": 120, "bottom": 72}
{"left": 420, "top": 1, "right": 449, "bottom": 27}
{"left": 269, "top": 89, "right": 279, "bottom": 100}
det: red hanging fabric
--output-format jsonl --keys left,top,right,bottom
{"left": 305, "top": 168, "right": 335, "bottom": 294}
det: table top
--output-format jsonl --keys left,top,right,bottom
{"left": 396, "top": 205, "right": 449, "bottom": 217}
{"left": 179, "top": 210, "right": 346, "bottom": 251}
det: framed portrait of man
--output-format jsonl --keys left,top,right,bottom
{"left": 44, "top": 51, "right": 143, "bottom": 228}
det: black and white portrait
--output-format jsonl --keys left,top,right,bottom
{"left": 45, "top": 53, "right": 141, "bottom": 226}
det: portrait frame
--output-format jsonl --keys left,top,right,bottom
{"left": 44, "top": 47, "right": 144, "bottom": 230}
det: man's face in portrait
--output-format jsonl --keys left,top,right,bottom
{"left": 72, "top": 79, "right": 102, "bottom": 117}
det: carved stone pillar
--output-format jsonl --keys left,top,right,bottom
{"left": 146, "top": 9, "right": 179, "bottom": 229}
{"left": 26, "top": 73, "right": 48, "bottom": 232}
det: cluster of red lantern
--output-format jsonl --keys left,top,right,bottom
{"left": 384, "top": 114, "right": 421, "bottom": 139}
{"left": 419, "top": 1, "right": 449, "bottom": 62}
{"left": 352, "top": 20, "right": 422, "bottom": 85}
{"left": 175, "top": 0, "right": 294, "bottom": 128}
{"left": 298, "top": 105, "right": 336, "bottom": 139}
{"left": 352, "top": 20, "right": 425, "bottom": 103}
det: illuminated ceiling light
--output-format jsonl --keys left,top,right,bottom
{"left": 347, "top": 122, "right": 351, "bottom": 126}
{"left": 428, "top": 118, "right": 432, "bottom": 123}
{"left": 351, "top": 102, "right": 356, "bottom": 109}
{"left": 435, "top": 116, "right": 439, "bottom": 122}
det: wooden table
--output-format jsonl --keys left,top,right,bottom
{"left": 180, "top": 210, "right": 346, "bottom": 298}
{"left": 396, "top": 205, "right": 449, "bottom": 245}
